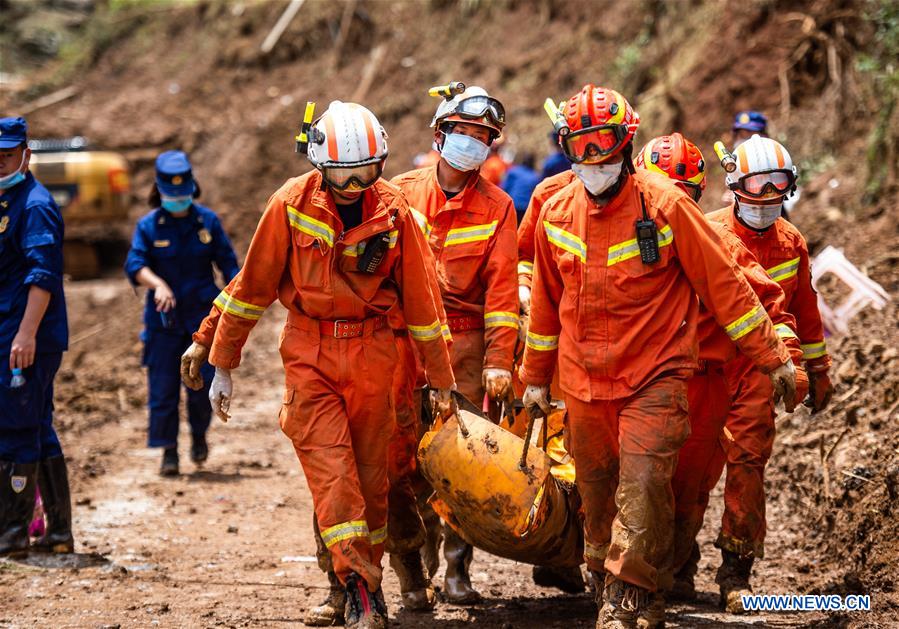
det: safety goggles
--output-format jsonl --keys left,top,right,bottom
{"left": 320, "top": 161, "right": 384, "bottom": 191}
{"left": 561, "top": 124, "right": 630, "bottom": 164}
{"left": 448, "top": 95, "right": 506, "bottom": 128}
{"left": 678, "top": 181, "right": 703, "bottom": 202}
{"left": 728, "top": 169, "right": 796, "bottom": 199}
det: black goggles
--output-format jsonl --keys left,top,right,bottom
{"left": 728, "top": 168, "right": 796, "bottom": 199}
{"left": 561, "top": 124, "right": 630, "bottom": 164}
{"left": 450, "top": 95, "right": 506, "bottom": 127}
{"left": 680, "top": 182, "right": 703, "bottom": 202}
{"left": 321, "top": 161, "right": 384, "bottom": 192}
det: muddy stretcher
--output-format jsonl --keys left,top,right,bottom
{"left": 418, "top": 405, "right": 584, "bottom": 568}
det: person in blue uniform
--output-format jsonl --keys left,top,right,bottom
{"left": 0, "top": 116, "right": 72, "bottom": 556}
{"left": 125, "top": 151, "right": 239, "bottom": 476}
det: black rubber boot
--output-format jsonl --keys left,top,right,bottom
{"left": 190, "top": 433, "right": 209, "bottom": 465}
{"left": 442, "top": 527, "right": 481, "bottom": 605}
{"left": 344, "top": 572, "right": 388, "bottom": 629}
{"left": 669, "top": 541, "right": 700, "bottom": 602}
{"left": 532, "top": 564, "right": 586, "bottom": 593}
{"left": 716, "top": 549, "right": 754, "bottom": 613}
{"left": 160, "top": 447, "right": 179, "bottom": 477}
{"left": 390, "top": 551, "right": 436, "bottom": 611}
{"left": 304, "top": 569, "right": 346, "bottom": 626}
{"left": 0, "top": 461, "right": 37, "bottom": 556}
{"left": 31, "top": 455, "right": 74, "bottom": 553}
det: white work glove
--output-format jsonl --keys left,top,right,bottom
{"left": 768, "top": 360, "right": 797, "bottom": 412}
{"left": 518, "top": 285, "right": 532, "bottom": 314}
{"left": 180, "top": 342, "right": 209, "bottom": 391}
{"left": 523, "top": 384, "right": 551, "bottom": 416}
{"left": 482, "top": 368, "right": 512, "bottom": 400}
{"left": 429, "top": 387, "right": 458, "bottom": 421}
{"left": 209, "top": 367, "right": 233, "bottom": 423}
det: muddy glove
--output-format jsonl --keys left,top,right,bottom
{"left": 482, "top": 368, "right": 512, "bottom": 400}
{"left": 209, "top": 367, "right": 233, "bottom": 423}
{"left": 518, "top": 285, "right": 531, "bottom": 315}
{"left": 804, "top": 370, "right": 834, "bottom": 413}
{"left": 180, "top": 342, "right": 209, "bottom": 391}
{"left": 430, "top": 387, "right": 458, "bottom": 421}
{"left": 768, "top": 360, "right": 797, "bottom": 412}
{"left": 523, "top": 384, "right": 551, "bottom": 417}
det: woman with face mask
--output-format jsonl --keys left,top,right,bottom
{"left": 124, "top": 150, "right": 239, "bottom": 476}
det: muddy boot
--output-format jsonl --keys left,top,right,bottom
{"left": 344, "top": 572, "right": 388, "bottom": 629}
{"left": 669, "top": 541, "right": 700, "bottom": 602}
{"left": 418, "top": 495, "right": 443, "bottom": 579}
{"left": 0, "top": 461, "right": 37, "bottom": 556}
{"left": 390, "top": 551, "right": 436, "bottom": 611}
{"left": 716, "top": 550, "right": 754, "bottom": 613}
{"left": 190, "top": 433, "right": 208, "bottom": 465}
{"left": 31, "top": 455, "right": 74, "bottom": 553}
{"left": 637, "top": 591, "right": 666, "bottom": 629}
{"left": 304, "top": 570, "right": 346, "bottom": 626}
{"left": 442, "top": 527, "right": 481, "bottom": 605}
{"left": 598, "top": 577, "right": 649, "bottom": 629}
{"left": 160, "top": 447, "right": 179, "bottom": 477}
{"left": 532, "top": 565, "right": 586, "bottom": 593}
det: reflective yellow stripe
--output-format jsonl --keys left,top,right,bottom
{"left": 518, "top": 260, "right": 534, "bottom": 276}
{"left": 766, "top": 257, "right": 800, "bottom": 283}
{"left": 801, "top": 341, "right": 827, "bottom": 360}
{"left": 607, "top": 224, "right": 674, "bottom": 266}
{"left": 584, "top": 540, "right": 607, "bottom": 561}
{"left": 370, "top": 526, "right": 388, "bottom": 545}
{"left": 341, "top": 230, "right": 399, "bottom": 257}
{"left": 441, "top": 324, "right": 452, "bottom": 341}
{"left": 526, "top": 330, "right": 559, "bottom": 351}
{"left": 724, "top": 304, "right": 767, "bottom": 340}
{"left": 213, "top": 290, "right": 266, "bottom": 321}
{"left": 407, "top": 319, "right": 442, "bottom": 342}
{"left": 409, "top": 207, "right": 432, "bottom": 238}
{"left": 444, "top": 221, "right": 498, "bottom": 246}
{"left": 484, "top": 311, "right": 519, "bottom": 329}
{"left": 774, "top": 323, "right": 798, "bottom": 339}
{"left": 321, "top": 520, "right": 369, "bottom": 548}
{"left": 543, "top": 222, "right": 586, "bottom": 263}
{"left": 287, "top": 205, "right": 335, "bottom": 247}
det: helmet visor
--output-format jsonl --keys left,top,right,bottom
{"left": 562, "top": 124, "right": 630, "bottom": 164}
{"left": 731, "top": 169, "right": 795, "bottom": 199}
{"left": 677, "top": 181, "right": 703, "bottom": 202}
{"left": 452, "top": 95, "right": 506, "bottom": 128}
{"left": 321, "top": 162, "right": 384, "bottom": 191}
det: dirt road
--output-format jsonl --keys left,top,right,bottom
{"left": 0, "top": 280, "right": 853, "bottom": 627}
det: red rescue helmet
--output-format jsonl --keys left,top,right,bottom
{"left": 559, "top": 85, "right": 640, "bottom": 164}
{"left": 636, "top": 133, "right": 707, "bottom": 200}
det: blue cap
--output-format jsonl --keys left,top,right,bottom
{"left": 0, "top": 117, "right": 28, "bottom": 149}
{"left": 732, "top": 110, "right": 768, "bottom": 133}
{"left": 155, "top": 150, "right": 195, "bottom": 197}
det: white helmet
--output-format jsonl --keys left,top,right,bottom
{"left": 430, "top": 85, "right": 505, "bottom": 139}
{"left": 307, "top": 101, "right": 388, "bottom": 191}
{"left": 726, "top": 134, "right": 798, "bottom": 200}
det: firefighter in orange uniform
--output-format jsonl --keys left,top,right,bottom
{"left": 697, "top": 134, "right": 832, "bottom": 611}
{"left": 633, "top": 134, "right": 808, "bottom": 609}
{"left": 390, "top": 83, "right": 519, "bottom": 604}
{"left": 182, "top": 101, "right": 455, "bottom": 629}
{"left": 520, "top": 86, "right": 797, "bottom": 629}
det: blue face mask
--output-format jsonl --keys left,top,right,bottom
{"left": 161, "top": 196, "right": 193, "bottom": 213}
{"left": 440, "top": 132, "right": 490, "bottom": 172}
{"left": 0, "top": 154, "right": 27, "bottom": 190}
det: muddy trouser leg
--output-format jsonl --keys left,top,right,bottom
{"left": 716, "top": 357, "right": 774, "bottom": 559}
{"left": 279, "top": 329, "right": 396, "bottom": 591}
{"left": 671, "top": 366, "right": 730, "bottom": 575}
{"left": 603, "top": 374, "right": 691, "bottom": 593}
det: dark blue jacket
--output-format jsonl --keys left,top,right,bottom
{"left": 501, "top": 164, "right": 541, "bottom": 216}
{"left": 0, "top": 172, "right": 68, "bottom": 354}
{"left": 540, "top": 151, "right": 571, "bottom": 180}
{"left": 125, "top": 204, "right": 239, "bottom": 335}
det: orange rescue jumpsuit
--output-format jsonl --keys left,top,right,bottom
{"left": 671, "top": 221, "right": 806, "bottom": 573}
{"left": 517, "top": 170, "right": 576, "bottom": 290}
{"left": 194, "top": 172, "right": 454, "bottom": 590}
{"left": 702, "top": 206, "right": 831, "bottom": 558}
{"left": 520, "top": 169, "right": 791, "bottom": 592}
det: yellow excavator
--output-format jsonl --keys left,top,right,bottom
{"left": 29, "top": 137, "right": 132, "bottom": 279}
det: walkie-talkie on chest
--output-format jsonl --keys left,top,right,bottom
{"left": 635, "top": 191, "right": 660, "bottom": 264}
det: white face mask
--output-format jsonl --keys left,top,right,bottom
{"left": 571, "top": 160, "right": 622, "bottom": 196}
{"left": 737, "top": 199, "right": 782, "bottom": 230}
{"left": 440, "top": 132, "right": 490, "bottom": 172}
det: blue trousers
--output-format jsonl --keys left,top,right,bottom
{"left": 0, "top": 352, "right": 63, "bottom": 463}
{"left": 143, "top": 330, "right": 213, "bottom": 448}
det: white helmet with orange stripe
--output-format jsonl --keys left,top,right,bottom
{"left": 307, "top": 101, "right": 388, "bottom": 191}
{"left": 726, "top": 134, "right": 797, "bottom": 201}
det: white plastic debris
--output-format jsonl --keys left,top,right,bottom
{"left": 811, "top": 246, "right": 890, "bottom": 335}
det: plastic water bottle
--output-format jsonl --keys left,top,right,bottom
{"left": 10, "top": 368, "right": 25, "bottom": 389}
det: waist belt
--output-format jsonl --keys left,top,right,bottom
{"left": 287, "top": 311, "right": 388, "bottom": 339}
{"left": 446, "top": 314, "right": 483, "bottom": 333}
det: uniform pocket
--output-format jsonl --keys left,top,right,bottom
{"left": 610, "top": 246, "right": 674, "bottom": 302}
{"left": 278, "top": 385, "right": 299, "bottom": 440}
